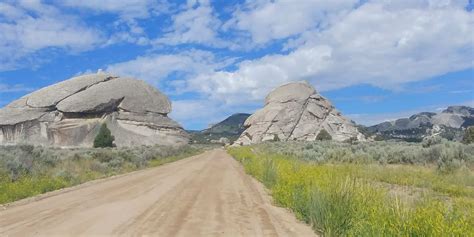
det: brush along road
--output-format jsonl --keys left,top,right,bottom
{"left": 0, "top": 149, "right": 315, "bottom": 236}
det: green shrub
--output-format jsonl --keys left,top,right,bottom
{"left": 316, "top": 129, "right": 332, "bottom": 141}
{"left": 422, "top": 135, "right": 443, "bottom": 148}
{"left": 463, "top": 126, "right": 474, "bottom": 144}
{"left": 93, "top": 123, "right": 115, "bottom": 148}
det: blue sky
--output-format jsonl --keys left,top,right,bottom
{"left": 0, "top": 0, "right": 473, "bottom": 130}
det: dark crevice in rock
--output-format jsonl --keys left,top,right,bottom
{"left": 61, "top": 113, "right": 107, "bottom": 119}
{"left": 117, "top": 106, "right": 168, "bottom": 116}
{"left": 58, "top": 97, "right": 124, "bottom": 119}
{"left": 286, "top": 95, "right": 312, "bottom": 141}
{"left": 268, "top": 99, "right": 305, "bottom": 105}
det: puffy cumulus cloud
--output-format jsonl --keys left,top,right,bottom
{"left": 290, "top": 0, "right": 473, "bottom": 87}
{"left": 169, "top": 99, "right": 224, "bottom": 128}
{"left": 0, "top": 1, "right": 103, "bottom": 71}
{"left": 227, "top": 0, "right": 359, "bottom": 45}
{"left": 153, "top": 0, "right": 235, "bottom": 48}
{"left": 60, "top": 0, "right": 172, "bottom": 47}
{"left": 184, "top": 0, "right": 473, "bottom": 105}
{"left": 186, "top": 45, "right": 333, "bottom": 104}
{"left": 106, "top": 49, "right": 234, "bottom": 87}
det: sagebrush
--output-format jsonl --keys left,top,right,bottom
{"left": 228, "top": 141, "right": 474, "bottom": 236}
{"left": 0, "top": 144, "right": 210, "bottom": 204}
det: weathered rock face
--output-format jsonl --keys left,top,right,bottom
{"left": 235, "top": 81, "right": 364, "bottom": 145}
{"left": 0, "top": 73, "right": 189, "bottom": 147}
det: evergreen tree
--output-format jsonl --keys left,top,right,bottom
{"left": 316, "top": 129, "right": 332, "bottom": 141}
{"left": 93, "top": 123, "right": 115, "bottom": 148}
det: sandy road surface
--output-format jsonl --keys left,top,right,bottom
{"left": 0, "top": 149, "right": 315, "bottom": 236}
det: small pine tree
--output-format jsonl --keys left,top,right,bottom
{"left": 463, "top": 126, "right": 474, "bottom": 144}
{"left": 93, "top": 123, "right": 115, "bottom": 148}
{"left": 316, "top": 129, "right": 332, "bottom": 141}
{"left": 272, "top": 134, "right": 280, "bottom": 142}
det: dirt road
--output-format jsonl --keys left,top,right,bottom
{"left": 0, "top": 149, "right": 315, "bottom": 236}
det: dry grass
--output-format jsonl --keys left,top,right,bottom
{"left": 228, "top": 142, "right": 474, "bottom": 236}
{"left": 0, "top": 144, "right": 212, "bottom": 204}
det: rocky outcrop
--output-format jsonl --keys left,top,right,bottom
{"left": 367, "top": 106, "right": 474, "bottom": 141}
{"left": 0, "top": 73, "right": 189, "bottom": 147}
{"left": 234, "top": 81, "right": 364, "bottom": 145}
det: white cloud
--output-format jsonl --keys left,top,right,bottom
{"left": 106, "top": 49, "right": 234, "bottom": 88}
{"left": 186, "top": 45, "right": 333, "bottom": 104}
{"left": 183, "top": 0, "right": 473, "bottom": 105}
{"left": 170, "top": 99, "right": 223, "bottom": 128}
{"left": 60, "top": 0, "right": 172, "bottom": 47}
{"left": 0, "top": 1, "right": 103, "bottom": 71}
{"left": 169, "top": 98, "right": 257, "bottom": 129}
{"left": 60, "top": 0, "right": 170, "bottom": 20}
{"left": 227, "top": 0, "right": 358, "bottom": 45}
{"left": 293, "top": 1, "right": 473, "bottom": 88}
{"left": 0, "top": 83, "right": 34, "bottom": 93}
{"left": 153, "top": 0, "right": 234, "bottom": 48}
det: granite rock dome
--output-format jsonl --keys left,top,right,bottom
{"left": 235, "top": 81, "right": 364, "bottom": 145}
{"left": 0, "top": 73, "right": 188, "bottom": 147}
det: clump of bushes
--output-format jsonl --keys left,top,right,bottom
{"left": 422, "top": 135, "right": 443, "bottom": 148}
{"left": 463, "top": 126, "right": 474, "bottom": 144}
{"left": 258, "top": 140, "right": 474, "bottom": 172}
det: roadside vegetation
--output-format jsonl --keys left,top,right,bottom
{"left": 228, "top": 140, "right": 474, "bottom": 236}
{"left": 0, "top": 144, "right": 211, "bottom": 204}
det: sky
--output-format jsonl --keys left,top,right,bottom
{"left": 0, "top": 0, "right": 473, "bottom": 130}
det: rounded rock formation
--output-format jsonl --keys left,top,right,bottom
{"left": 235, "top": 81, "right": 364, "bottom": 145}
{"left": 0, "top": 73, "right": 188, "bottom": 147}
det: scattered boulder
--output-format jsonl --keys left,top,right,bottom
{"left": 235, "top": 81, "right": 364, "bottom": 145}
{"left": 0, "top": 73, "right": 189, "bottom": 147}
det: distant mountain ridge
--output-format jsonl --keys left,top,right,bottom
{"left": 366, "top": 106, "right": 474, "bottom": 141}
{"left": 202, "top": 113, "right": 251, "bottom": 135}
{"left": 190, "top": 113, "right": 251, "bottom": 144}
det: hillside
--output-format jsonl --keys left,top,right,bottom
{"left": 190, "top": 113, "right": 250, "bottom": 144}
{"left": 365, "top": 106, "right": 474, "bottom": 141}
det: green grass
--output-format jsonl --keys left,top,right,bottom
{"left": 0, "top": 175, "right": 69, "bottom": 204}
{"left": 228, "top": 144, "right": 474, "bottom": 236}
{"left": 0, "top": 144, "right": 210, "bottom": 204}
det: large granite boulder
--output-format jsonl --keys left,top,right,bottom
{"left": 235, "top": 81, "right": 364, "bottom": 145}
{"left": 0, "top": 73, "right": 189, "bottom": 147}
